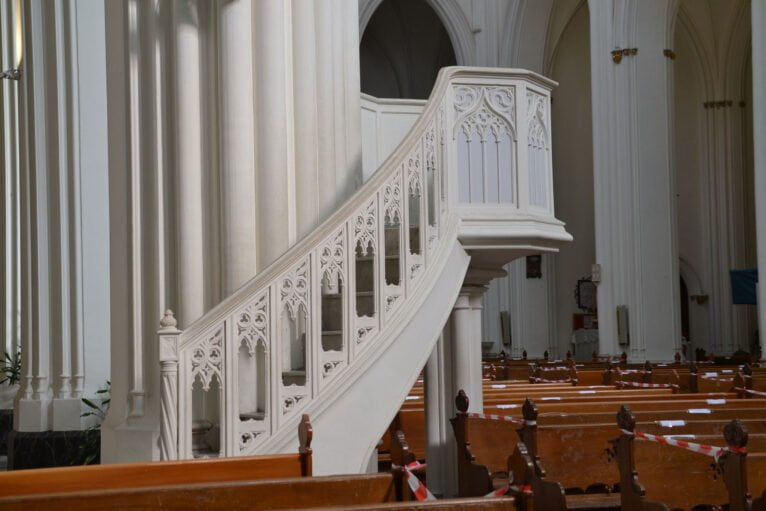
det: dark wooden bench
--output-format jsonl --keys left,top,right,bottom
{"left": 0, "top": 414, "right": 313, "bottom": 498}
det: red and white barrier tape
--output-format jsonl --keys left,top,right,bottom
{"left": 617, "top": 381, "right": 678, "bottom": 389}
{"left": 506, "top": 485, "right": 533, "bottom": 495}
{"left": 621, "top": 429, "right": 745, "bottom": 461}
{"left": 532, "top": 377, "right": 577, "bottom": 384}
{"left": 395, "top": 460, "right": 517, "bottom": 501}
{"left": 393, "top": 461, "right": 435, "bottom": 501}
{"left": 734, "top": 386, "right": 766, "bottom": 397}
{"left": 465, "top": 411, "right": 535, "bottom": 426}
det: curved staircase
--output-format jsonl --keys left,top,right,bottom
{"left": 156, "top": 67, "right": 572, "bottom": 475}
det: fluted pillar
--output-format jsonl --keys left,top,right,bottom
{"left": 0, "top": 0, "right": 21, "bottom": 403}
{"left": 253, "top": 0, "right": 293, "bottom": 270}
{"left": 219, "top": 0, "right": 256, "bottom": 295}
{"left": 589, "top": 0, "right": 681, "bottom": 361}
{"left": 174, "top": 0, "right": 205, "bottom": 324}
{"left": 753, "top": 0, "right": 766, "bottom": 359}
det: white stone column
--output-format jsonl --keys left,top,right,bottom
{"left": 174, "top": 0, "right": 205, "bottom": 325}
{"left": 16, "top": 0, "right": 55, "bottom": 432}
{"left": 753, "top": 0, "right": 766, "bottom": 360}
{"left": 424, "top": 331, "right": 456, "bottom": 497}
{"left": 0, "top": 0, "right": 21, "bottom": 377}
{"left": 219, "top": 0, "right": 256, "bottom": 295}
{"left": 450, "top": 287, "right": 484, "bottom": 412}
{"left": 588, "top": 0, "right": 681, "bottom": 361}
{"left": 253, "top": 0, "right": 293, "bottom": 270}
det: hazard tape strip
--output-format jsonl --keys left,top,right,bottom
{"left": 465, "top": 412, "right": 534, "bottom": 426}
{"left": 617, "top": 381, "right": 678, "bottom": 389}
{"left": 395, "top": 461, "right": 516, "bottom": 501}
{"left": 734, "top": 387, "right": 766, "bottom": 397}
{"left": 508, "top": 485, "right": 532, "bottom": 495}
{"left": 393, "top": 461, "right": 435, "bottom": 501}
{"left": 621, "top": 429, "right": 745, "bottom": 461}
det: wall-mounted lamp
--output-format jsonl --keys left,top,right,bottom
{"left": 0, "top": 68, "right": 20, "bottom": 81}
{"left": 591, "top": 263, "right": 602, "bottom": 284}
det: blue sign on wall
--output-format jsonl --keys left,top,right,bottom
{"left": 730, "top": 268, "right": 758, "bottom": 305}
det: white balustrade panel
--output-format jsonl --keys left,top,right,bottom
{"left": 526, "top": 89, "right": 551, "bottom": 210}
{"left": 454, "top": 85, "right": 517, "bottom": 205}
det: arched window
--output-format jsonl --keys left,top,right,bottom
{"left": 360, "top": 0, "right": 456, "bottom": 99}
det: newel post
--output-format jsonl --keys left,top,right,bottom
{"left": 158, "top": 310, "right": 182, "bottom": 460}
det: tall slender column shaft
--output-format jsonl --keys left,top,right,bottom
{"left": 753, "top": 0, "right": 766, "bottom": 359}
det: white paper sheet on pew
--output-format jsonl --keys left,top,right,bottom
{"left": 578, "top": 390, "right": 596, "bottom": 394}
{"left": 666, "top": 434, "right": 696, "bottom": 439}
{"left": 657, "top": 364, "right": 668, "bottom": 367}
{"left": 657, "top": 420, "right": 686, "bottom": 428}
{"left": 541, "top": 397, "right": 561, "bottom": 401}
{"left": 497, "top": 404, "right": 518, "bottom": 409}
{"left": 405, "top": 396, "right": 421, "bottom": 400}
{"left": 704, "top": 372, "right": 718, "bottom": 377}
{"left": 491, "top": 384, "right": 507, "bottom": 389}
{"left": 706, "top": 399, "right": 727, "bottom": 405}
{"left": 687, "top": 408, "right": 712, "bottom": 414}
{"left": 721, "top": 369, "right": 734, "bottom": 373}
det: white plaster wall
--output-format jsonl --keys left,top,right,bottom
{"left": 361, "top": 94, "right": 425, "bottom": 180}
{"left": 549, "top": 3, "right": 595, "bottom": 358}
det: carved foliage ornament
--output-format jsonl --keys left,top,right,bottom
{"left": 320, "top": 228, "right": 345, "bottom": 287}
{"left": 407, "top": 145, "right": 422, "bottom": 196}
{"left": 281, "top": 259, "right": 310, "bottom": 320}
{"left": 355, "top": 199, "right": 377, "bottom": 256}
{"left": 383, "top": 171, "right": 402, "bottom": 225}
{"left": 453, "top": 85, "right": 516, "bottom": 142}
{"left": 191, "top": 327, "right": 224, "bottom": 391}
{"left": 527, "top": 90, "right": 548, "bottom": 149}
{"left": 237, "top": 292, "right": 269, "bottom": 355}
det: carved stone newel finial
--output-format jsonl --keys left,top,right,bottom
{"left": 456, "top": 389, "right": 469, "bottom": 413}
{"left": 160, "top": 309, "right": 178, "bottom": 329}
{"left": 617, "top": 405, "right": 636, "bottom": 432}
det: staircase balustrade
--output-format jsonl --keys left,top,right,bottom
{"left": 157, "top": 67, "right": 564, "bottom": 460}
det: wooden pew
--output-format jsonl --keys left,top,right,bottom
{"left": 0, "top": 473, "right": 518, "bottom": 511}
{"left": 612, "top": 405, "right": 766, "bottom": 511}
{"left": 454, "top": 388, "right": 766, "bottom": 509}
{"left": 1, "top": 416, "right": 518, "bottom": 511}
{"left": 0, "top": 414, "right": 314, "bottom": 498}
{"left": 451, "top": 390, "right": 622, "bottom": 510}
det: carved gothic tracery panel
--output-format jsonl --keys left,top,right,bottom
{"left": 237, "top": 292, "right": 269, "bottom": 355}
{"left": 190, "top": 327, "right": 224, "bottom": 391}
